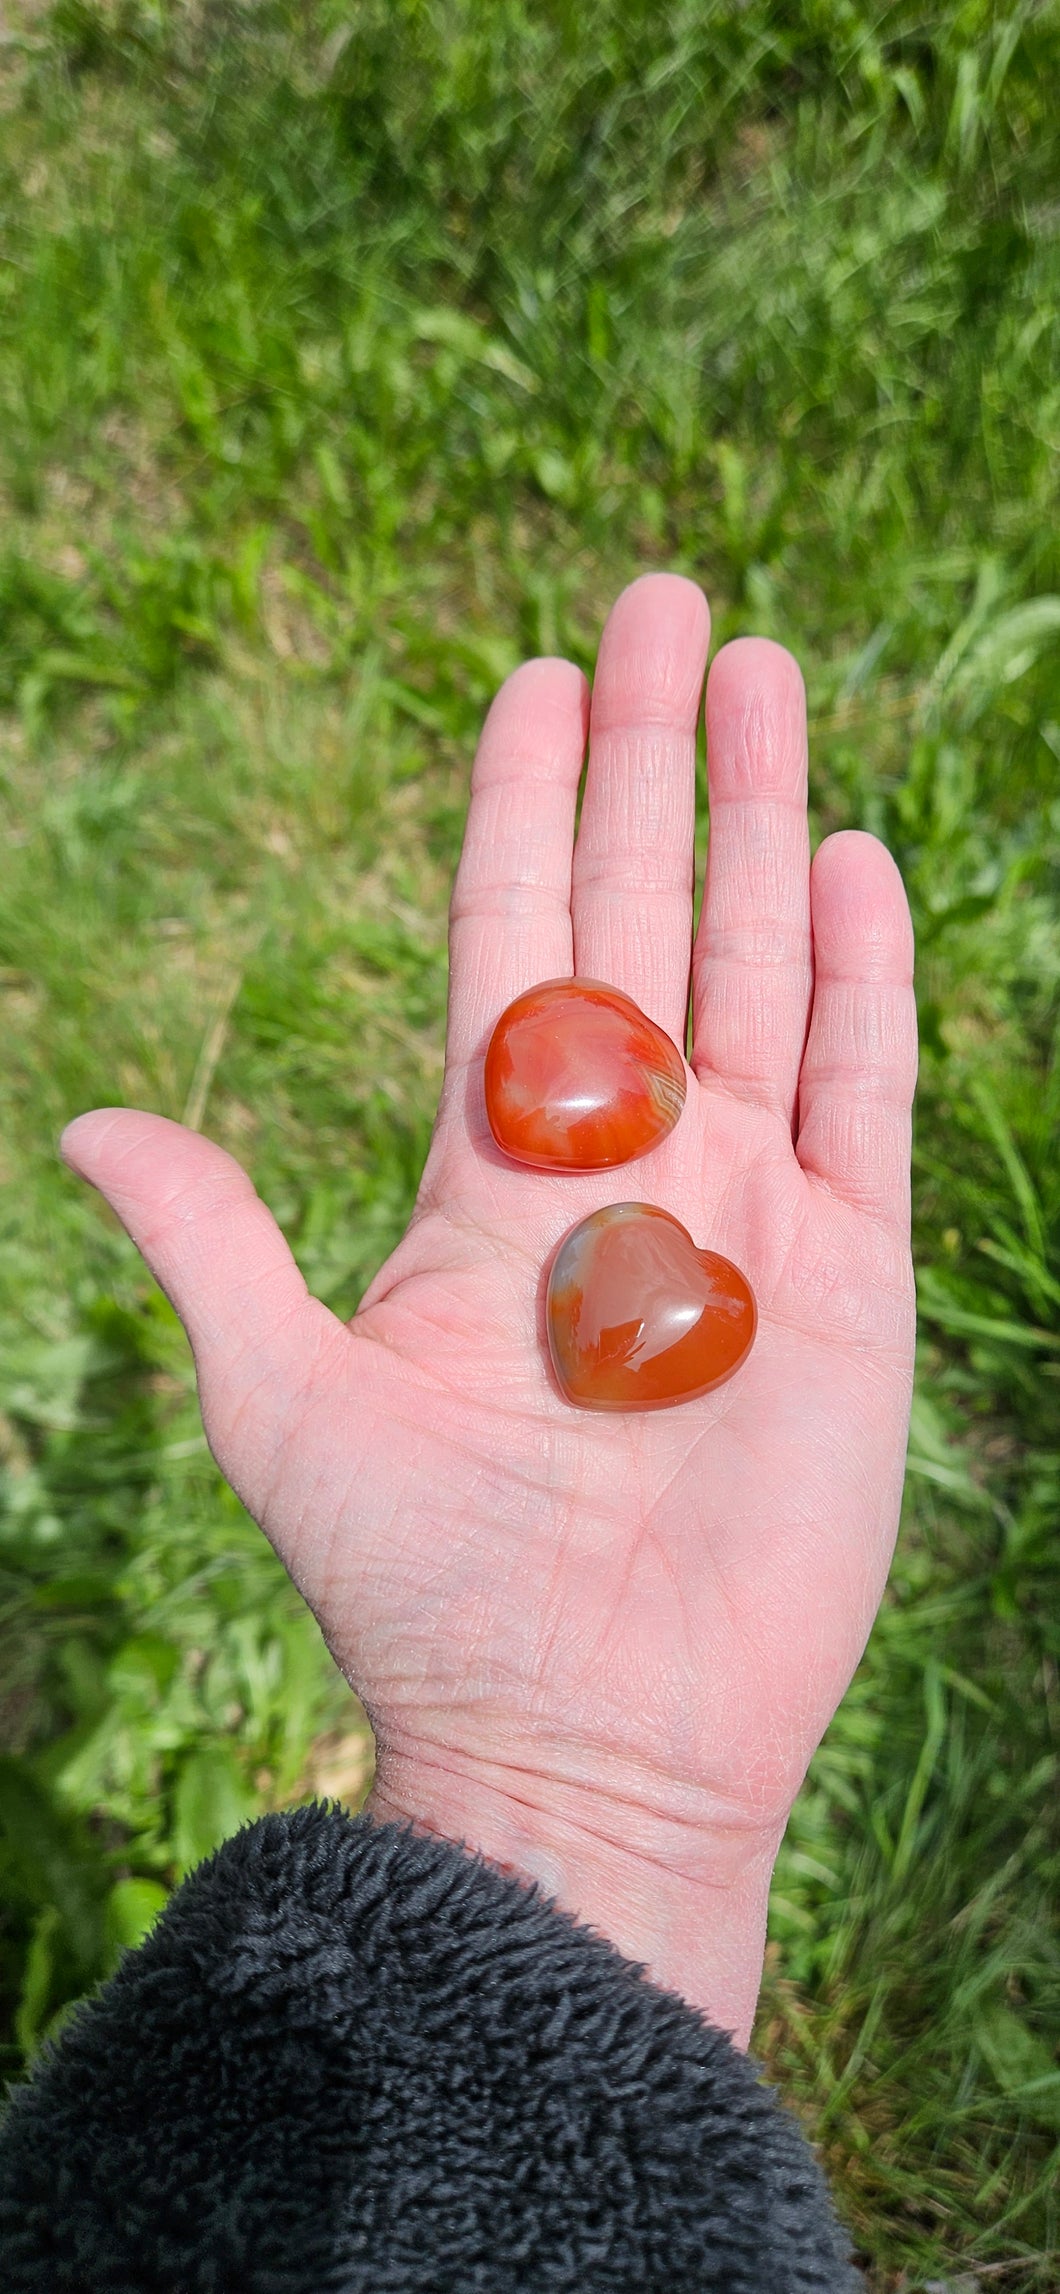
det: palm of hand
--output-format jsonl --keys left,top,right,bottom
{"left": 345, "top": 1057, "right": 913, "bottom": 1849}
{"left": 64, "top": 577, "right": 917, "bottom": 2032}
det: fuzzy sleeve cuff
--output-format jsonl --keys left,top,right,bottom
{"left": 0, "top": 1803, "right": 860, "bottom": 2291}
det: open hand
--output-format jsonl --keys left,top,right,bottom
{"left": 62, "top": 575, "right": 918, "bottom": 2045}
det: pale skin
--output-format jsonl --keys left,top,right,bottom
{"left": 61, "top": 574, "right": 918, "bottom": 2051}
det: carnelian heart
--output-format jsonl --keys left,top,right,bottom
{"left": 546, "top": 1203, "right": 756, "bottom": 1411}
{"left": 485, "top": 978, "right": 686, "bottom": 1170}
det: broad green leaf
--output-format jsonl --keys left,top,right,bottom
{"left": 104, "top": 1878, "right": 169, "bottom": 1970}
{"left": 977, "top": 2006, "right": 1060, "bottom": 2131}
{"left": 14, "top": 1904, "right": 62, "bottom": 2061}
{"left": 172, "top": 1745, "right": 256, "bottom": 1878}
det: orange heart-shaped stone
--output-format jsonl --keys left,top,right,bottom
{"left": 485, "top": 978, "right": 685, "bottom": 1170}
{"left": 546, "top": 1203, "right": 757, "bottom": 1411}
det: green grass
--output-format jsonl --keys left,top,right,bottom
{"left": 0, "top": 1, "right": 1058, "bottom": 2281}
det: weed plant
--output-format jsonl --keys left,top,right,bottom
{"left": 0, "top": 3, "right": 1057, "bottom": 2283}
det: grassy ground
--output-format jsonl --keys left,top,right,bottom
{"left": 0, "top": 1, "right": 1057, "bottom": 2282}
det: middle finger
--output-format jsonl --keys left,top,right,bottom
{"left": 571, "top": 573, "right": 710, "bottom": 1047}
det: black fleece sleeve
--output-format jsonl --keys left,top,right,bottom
{"left": 0, "top": 1805, "right": 860, "bottom": 2291}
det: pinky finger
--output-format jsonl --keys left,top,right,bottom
{"left": 796, "top": 832, "right": 918, "bottom": 1235}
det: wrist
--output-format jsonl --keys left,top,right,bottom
{"left": 367, "top": 1738, "right": 782, "bottom": 2051}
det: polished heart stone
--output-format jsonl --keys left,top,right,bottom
{"left": 485, "top": 978, "right": 686, "bottom": 1170}
{"left": 546, "top": 1203, "right": 757, "bottom": 1411}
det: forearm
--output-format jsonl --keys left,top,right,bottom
{"left": 369, "top": 1741, "right": 783, "bottom": 2050}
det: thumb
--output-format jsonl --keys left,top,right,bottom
{"left": 60, "top": 1109, "right": 326, "bottom": 1517}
